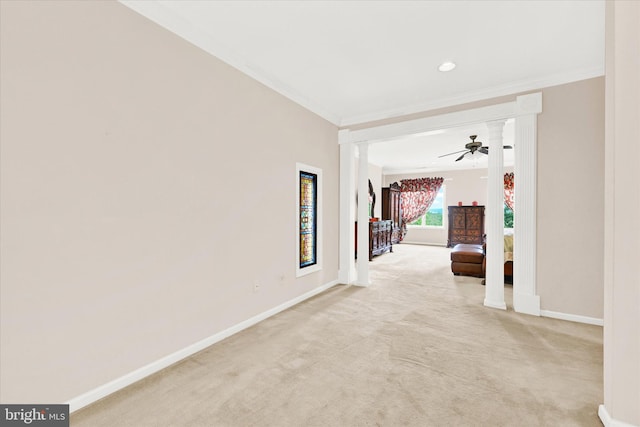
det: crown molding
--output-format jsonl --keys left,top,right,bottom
{"left": 340, "top": 66, "right": 604, "bottom": 127}
{"left": 119, "top": 1, "right": 602, "bottom": 130}
{"left": 119, "top": 0, "right": 341, "bottom": 126}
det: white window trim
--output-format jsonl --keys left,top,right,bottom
{"left": 407, "top": 223, "right": 445, "bottom": 229}
{"left": 296, "top": 163, "right": 323, "bottom": 278}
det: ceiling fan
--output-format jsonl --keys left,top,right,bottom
{"left": 438, "top": 135, "right": 513, "bottom": 162}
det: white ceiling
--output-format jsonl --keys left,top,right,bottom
{"left": 120, "top": 0, "right": 605, "bottom": 174}
{"left": 368, "top": 120, "right": 515, "bottom": 175}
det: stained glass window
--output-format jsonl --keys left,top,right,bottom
{"left": 299, "top": 171, "right": 317, "bottom": 268}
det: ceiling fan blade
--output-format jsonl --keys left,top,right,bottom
{"left": 438, "top": 149, "right": 468, "bottom": 158}
{"left": 478, "top": 145, "right": 512, "bottom": 155}
{"left": 455, "top": 152, "right": 468, "bottom": 162}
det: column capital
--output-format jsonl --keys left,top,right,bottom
{"left": 357, "top": 142, "right": 368, "bottom": 157}
{"left": 486, "top": 118, "right": 507, "bottom": 128}
{"left": 486, "top": 120, "right": 507, "bottom": 147}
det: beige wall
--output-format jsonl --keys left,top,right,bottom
{"left": 537, "top": 78, "right": 605, "bottom": 319}
{"left": 0, "top": 1, "right": 338, "bottom": 404}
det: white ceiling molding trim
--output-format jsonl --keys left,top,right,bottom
{"left": 119, "top": 1, "right": 604, "bottom": 129}
{"left": 347, "top": 101, "right": 517, "bottom": 144}
{"left": 119, "top": 0, "right": 341, "bottom": 125}
{"left": 340, "top": 66, "right": 604, "bottom": 127}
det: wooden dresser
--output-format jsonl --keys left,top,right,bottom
{"left": 370, "top": 220, "right": 393, "bottom": 259}
{"left": 356, "top": 220, "right": 393, "bottom": 260}
{"left": 447, "top": 206, "right": 485, "bottom": 247}
{"left": 382, "top": 183, "right": 402, "bottom": 244}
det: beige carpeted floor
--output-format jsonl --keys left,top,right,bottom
{"left": 71, "top": 244, "right": 603, "bottom": 426}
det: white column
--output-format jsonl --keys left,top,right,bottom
{"left": 356, "top": 143, "right": 370, "bottom": 286}
{"left": 484, "top": 120, "right": 506, "bottom": 310}
{"left": 600, "top": 2, "right": 640, "bottom": 425}
{"left": 338, "top": 130, "right": 356, "bottom": 284}
{"left": 513, "top": 93, "right": 542, "bottom": 315}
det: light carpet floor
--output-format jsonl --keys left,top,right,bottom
{"left": 71, "top": 244, "right": 603, "bottom": 426}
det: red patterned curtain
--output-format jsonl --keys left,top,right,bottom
{"left": 400, "top": 177, "right": 444, "bottom": 238}
{"left": 504, "top": 172, "right": 515, "bottom": 211}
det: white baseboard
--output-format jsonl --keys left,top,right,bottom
{"left": 540, "top": 309, "right": 604, "bottom": 326}
{"left": 513, "top": 292, "right": 540, "bottom": 316}
{"left": 401, "top": 241, "right": 447, "bottom": 247}
{"left": 599, "top": 404, "right": 639, "bottom": 427}
{"left": 66, "top": 280, "right": 339, "bottom": 413}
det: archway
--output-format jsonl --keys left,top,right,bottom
{"left": 338, "top": 92, "right": 542, "bottom": 315}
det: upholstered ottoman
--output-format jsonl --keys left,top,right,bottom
{"left": 451, "top": 244, "right": 485, "bottom": 278}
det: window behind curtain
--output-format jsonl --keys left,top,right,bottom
{"left": 409, "top": 186, "right": 445, "bottom": 227}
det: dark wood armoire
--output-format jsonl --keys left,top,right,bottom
{"left": 447, "top": 205, "right": 485, "bottom": 247}
{"left": 382, "top": 183, "right": 402, "bottom": 244}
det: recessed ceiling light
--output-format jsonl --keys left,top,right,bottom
{"left": 438, "top": 61, "right": 456, "bottom": 72}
